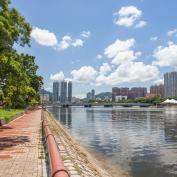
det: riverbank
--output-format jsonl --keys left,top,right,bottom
{"left": 45, "top": 110, "right": 130, "bottom": 177}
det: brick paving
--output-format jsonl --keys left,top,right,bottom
{"left": 0, "top": 109, "right": 42, "bottom": 177}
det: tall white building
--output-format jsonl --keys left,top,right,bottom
{"left": 68, "top": 81, "right": 72, "bottom": 103}
{"left": 164, "top": 72, "right": 177, "bottom": 97}
{"left": 60, "top": 80, "right": 67, "bottom": 103}
{"left": 53, "top": 82, "right": 59, "bottom": 102}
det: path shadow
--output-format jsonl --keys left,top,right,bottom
{"left": 0, "top": 136, "right": 30, "bottom": 150}
{"left": 0, "top": 126, "right": 13, "bottom": 132}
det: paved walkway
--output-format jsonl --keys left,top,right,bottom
{"left": 0, "top": 109, "right": 42, "bottom": 177}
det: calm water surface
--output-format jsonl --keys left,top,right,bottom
{"left": 48, "top": 107, "right": 177, "bottom": 177}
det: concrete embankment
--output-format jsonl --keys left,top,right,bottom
{"left": 45, "top": 110, "right": 130, "bottom": 177}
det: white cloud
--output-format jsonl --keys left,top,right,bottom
{"left": 104, "top": 38, "right": 142, "bottom": 65}
{"left": 31, "top": 27, "right": 90, "bottom": 51}
{"left": 80, "top": 31, "right": 91, "bottom": 38}
{"left": 150, "top": 36, "right": 158, "bottom": 41}
{"left": 57, "top": 35, "right": 72, "bottom": 50}
{"left": 97, "top": 54, "right": 103, "bottom": 59}
{"left": 96, "top": 54, "right": 103, "bottom": 59}
{"left": 153, "top": 78, "right": 164, "bottom": 85}
{"left": 31, "top": 27, "right": 58, "bottom": 46}
{"left": 71, "top": 66, "right": 97, "bottom": 83}
{"left": 72, "top": 39, "right": 84, "bottom": 47}
{"left": 167, "top": 29, "right": 177, "bottom": 37}
{"left": 96, "top": 62, "right": 160, "bottom": 85}
{"left": 135, "top": 20, "right": 147, "bottom": 28}
{"left": 99, "top": 63, "right": 111, "bottom": 75}
{"left": 153, "top": 42, "right": 177, "bottom": 67}
{"left": 114, "top": 6, "right": 147, "bottom": 28}
{"left": 50, "top": 71, "right": 65, "bottom": 81}
{"left": 104, "top": 38, "right": 135, "bottom": 58}
{"left": 95, "top": 37, "right": 159, "bottom": 85}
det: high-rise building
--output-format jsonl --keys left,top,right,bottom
{"left": 60, "top": 80, "right": 67, "bottom": 103}
{"left": 150, "top": 84, "right": 164, "bottom": 97}
{"left": 164, "top": 72, "right": 177, "bottom": 97}
{"left": 112, "top": 87, "right": 147, "bottom": 101}
{"left": 91, "top": 89, "right": 95, "bottom": 100}
{"left": 112, "top": 87, "right": 129, "bottom": 101}
{"left": 129, "top": 87, "right": 147, "bottom": 99}
{"left": 68, "top": 81, "right": 72, "bottom": 103}
{"left": 86, "top": 92, "right": 92, "bottom": 101}
{"left": 53, "top": 82, "right": 59, "bottom": 102}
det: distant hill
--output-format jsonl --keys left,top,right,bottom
{"left": 39, "top": 89, "right": 52, "bottom": 95}
{"left": 39, "top": 89, "right": 53, "bottom": 101}
{"left": 95, "top": 92, "right": 112, "bottom": 100}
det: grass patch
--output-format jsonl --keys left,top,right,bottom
{"left": 0, "top": 109, "right": 24, "bottom": 123}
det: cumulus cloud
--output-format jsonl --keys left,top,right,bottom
{"left": 104, "top": 38, "right": 141, "bottom": 65}
{"left": 80, "top": 31, "right": 91, "bottom": 38}
{"left": 153, "top": 78, "right": 164, "bottom": 85}
{"left": 50, "top": 71, "right": 65, "bottom": 81}
{"left": 96, "top": 62, "right": 160, "bottom": 85}
{"left": 57, "top": 35, "right": 72, "bottom": 50}
{"left": 135, "top": 20, "right": 147, "bottom": 28}
{"left": 95, "top": 38, "right": 160, "bottom": 85}
{"left": 49, "top": 37, "right": 161, "bottom": 87}
{"left": 114, "top": 6, "right": 147, "bottom": 28}
{"left": 31, "top": 27, "right": 58, "bottom": 46}
{"left": 71, "top": 66, "right": 97, "bottom": 83}
{"left": 31, "top": 27, "right": 90, "bottom": 51}
{"left": 99, "top": 63, "right": 111, "bottom": 75}
{"left": 153, "top": 42, "right": 177, "bottom": 67}
{"left": 167, "top": 29, "right": 177, "bottom": 37}
{"left": 72, "top": 39, "right": 84, "bottom": 47}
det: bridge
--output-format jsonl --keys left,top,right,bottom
{"left": 45, "top": 102, "right": 153, "bottom": 108}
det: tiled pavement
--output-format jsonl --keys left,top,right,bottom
{"left": 0, "top": 109, "right": 42, "bottom": 177}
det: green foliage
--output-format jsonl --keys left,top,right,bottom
{"left": 0, "top": 0, "right": 43, "bottom": 108}
{"left": 0, "top": 0, "right": 31, "bottom": 52}
{"left": 118, "top": 96, "right": 164, "bottom": 105}
{"left": 0, "top": 108, "right": 24, "bottom": 122}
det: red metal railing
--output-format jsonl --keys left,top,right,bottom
{"left": 42, "top": 117, "right": 70, "bottom": 177}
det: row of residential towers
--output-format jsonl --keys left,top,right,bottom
{"left": 53, "top": 81, "right": 72, "bottom": 103}
{"left": 112, "top": 71, "right": 177, "bottom": 101}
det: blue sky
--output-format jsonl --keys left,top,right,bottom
{"left": 12, "top": 0, "right": 177, "bottom": 98}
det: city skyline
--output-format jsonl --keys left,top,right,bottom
{"left": 53, "top": 80, "right": 72, "bottom": 103}
{"left": 12, "top": 0, "right": 177, "bottom": 98}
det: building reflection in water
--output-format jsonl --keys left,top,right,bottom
{"left": 48, "top": 107, "right": 72, "bottom": 128}
{"left": 48, "top": 106, "right": 177, "bottom": 177}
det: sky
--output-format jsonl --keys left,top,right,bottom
{"left": 12, "top": 0, "right": 177, "bottom": 98}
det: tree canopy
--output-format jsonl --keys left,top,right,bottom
{"left": 0, "top": 0, "right": 43, "bottom": 108}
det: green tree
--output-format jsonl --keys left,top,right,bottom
{"left": 0, "top": 0, "right": 43, "bottom": 108}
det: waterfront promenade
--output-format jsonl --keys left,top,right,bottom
{"left": 0, "top": 109, "right": 42, "bottom": 177}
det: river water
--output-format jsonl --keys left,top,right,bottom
{"left": 48, "top": 106, "right": 177, "bottom": 177}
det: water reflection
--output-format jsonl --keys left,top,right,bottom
{"left": 48, "top": 106, "right": 177, "bottom": 177}
{"left": 49, "top": 107, "right": 72, "bottom": 128}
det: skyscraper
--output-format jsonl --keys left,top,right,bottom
{"left": 68, "top": 81, "right": 72, "bottom": 103}
{"left": 53, "top": 82, "right": 59, "bottom": 102}
{"left": 86, "top": 92, "right": 92, "bottom": 101}
{"left": 150, "top": 84, "right": 164, "bottom": 97}
{"left": 164, "top": 72, "right": 177, "bottom": 97}
{"left": 60, "top": 80, "right": 67, "bottom": 103}
{"left": 91, "top": 89, "right": 95, "bottom": 100}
